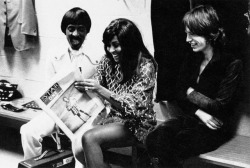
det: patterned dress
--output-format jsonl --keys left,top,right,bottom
{"left": 94, "top": 55, "right": 157, "bottom": 142}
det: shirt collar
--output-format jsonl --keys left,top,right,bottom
{"left": 68, "top": 46, "right": 84, "bottom": 61}
{"left": 69, "top": 47, "right": 82, "bottom": 56}
{"left": 54, "top": 46, "right": 85, "bottom": 61}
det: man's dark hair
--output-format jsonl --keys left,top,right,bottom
{"left": 61, "top": 7, "right": 91, "bottom": 34}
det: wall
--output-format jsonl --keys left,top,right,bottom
{"left": 0, "top": 0, "right": 153, "bottom": 98}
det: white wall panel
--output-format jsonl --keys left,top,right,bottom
{"left": 0, "top": 0, "right": 153, "bottom": 98}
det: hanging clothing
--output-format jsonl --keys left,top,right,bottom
{"left": 0, "top": 0, "right": 38, "bottom": 51}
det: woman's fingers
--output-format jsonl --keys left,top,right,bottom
{"left": 75, "top": 81, "right": 92, "bottom": 87}
{"left": 75, "top": 79, "right": 98, "bottom": 92}
{"left": 75, "top": 83, "right": 94, "bottom": 91}
{"left": 83, "top": 79, "right": 95, "bottom": 83}
{"left": 84, "top": 86, "right": 94, "bottom": 91}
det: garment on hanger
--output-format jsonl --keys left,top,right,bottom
{"left": 0, "top": 0, "right": 38, "bottom": 51}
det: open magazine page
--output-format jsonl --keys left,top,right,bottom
{"left": 36, "top": 69, "right": 105, "bottom": 141}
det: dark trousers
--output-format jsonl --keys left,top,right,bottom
{"left": 145, "top": 116, "right": 231, "bottom": 167}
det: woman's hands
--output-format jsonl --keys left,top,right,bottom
{"left": 75, "top": 79, "right": 114, "bottom": 104}
{"left": 74, "top": 79, "right": 101, "bottom": 93}
{"left": 75, "top": 79, "right": 122, "bottom": 109}
{"left": 195, "top": 109, "right": 223, "bottom": 130}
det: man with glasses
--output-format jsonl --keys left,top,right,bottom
{"left": 20, "top": 8, "right": 92, "bottom": 166}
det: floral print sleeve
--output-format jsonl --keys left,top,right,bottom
{"left": 94, "top": 56, "right": 157, "bottom": 142}
{"left": 108, "top": 58, "right": 157, "bottom": 141}
{"left": 93, "top": 56, "right": 110, "bottom": 87}
{"left": 110, "top": 59, "right": 156, "bottom": 119}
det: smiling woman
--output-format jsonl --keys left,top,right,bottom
{"left": 106, "top": 36, "right": 122, "bottom": 63}
{"left": 73, "top": 18, "right": 158, "bottom": 168}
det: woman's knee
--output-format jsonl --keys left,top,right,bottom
{"left": 81, "top": 130, "right": 97, "bottom": 147}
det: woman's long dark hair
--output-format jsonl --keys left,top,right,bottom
{"left": 183, "top": 5, "right": 226, "bottom": 48}
{"left": 102, "top": 18, "right": 156, "bottom": 83}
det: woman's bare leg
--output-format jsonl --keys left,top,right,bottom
{"left": 72, "top": 124, "right": 96, "bottom": 167}
{"left": 82, "top": 123, "right": 136, "bottom": 168}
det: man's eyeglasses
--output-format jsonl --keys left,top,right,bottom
{"left": 67, "top": 25, "right": 86, "bottom": 33}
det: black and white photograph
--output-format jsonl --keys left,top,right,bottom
{"left": 0, "top": 0, "right": 250, "bottom": 168}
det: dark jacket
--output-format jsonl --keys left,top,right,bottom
{"left": 176, "top": 50, "right": 242, "bottom": 123}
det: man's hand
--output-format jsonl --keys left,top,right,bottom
{"left": 195, "top": 109, "right": 223, "bottom": 130}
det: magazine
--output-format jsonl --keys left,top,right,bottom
{"left": 36, "top": 69, "right": 105, "bottom": 141}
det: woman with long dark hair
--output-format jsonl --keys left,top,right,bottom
{"left": 73, "top": 18, "right": 157, "bottom": 168}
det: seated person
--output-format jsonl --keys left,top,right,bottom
{"left": 145, "top": 5, "right": 242, "bottom": 168}
{"left": 20, "top": 7, "right": 92, "bottom": 163}
{"left": 72, "top": 18, "right": 158, "bottom": 168}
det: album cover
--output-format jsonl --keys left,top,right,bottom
{"left": 36, "top": 69, "right": 105, "bottom": 141}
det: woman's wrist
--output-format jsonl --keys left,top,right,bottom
{"left": 95, "top": 85, "right": 104, "bottom": 96}
{"left": 96, "top": 86, "right": 111, "bottom": 100}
